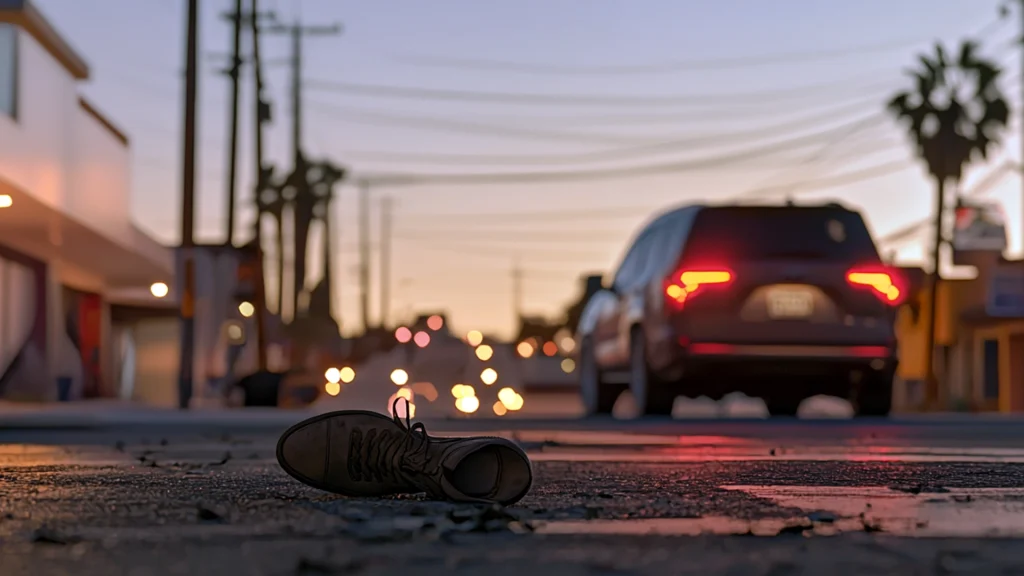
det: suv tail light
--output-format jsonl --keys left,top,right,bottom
{"left": 665, "top": 269, "right": 733, "bottom": 311}
{"left": 846, "top": 267, "right": 906, "bottom": 305}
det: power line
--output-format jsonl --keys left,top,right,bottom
{"left": 396, "top": 205, "right": 654, "bottom": 223}
{"left": 397, "top": 239, "right": 615, "bottom": 263}
{"left": 310, "top": 90, "right": 891, "bottom": 133}
{"left": 304, "top": 75, "right": 898, "bottom": 109}
{"left": 307, "top": 99, "right": 656, "bottom": 145}
{"left": 356, "top": 113, "right": 891, "bottom": 187}
{"left": 392, "top": 42, "right": 962, "bottom": 78}
{"left": 395, "top": 230, "right": 626, "bottom": 244}
{"left": 390, "top": 146, "right": 909, "bottom": 225}
{"left": 392, "top": 16, "right": 1009, "bottom": 76}
{"left": 317, "top": 98, "right": 892, "bottom": 166}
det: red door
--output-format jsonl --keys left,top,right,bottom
{"left": 77, "top": 293, "right": 102, "bottom": 397}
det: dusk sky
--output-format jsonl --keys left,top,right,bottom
{"left": 31, "top": 0, "right": 1024, "bottom": 338}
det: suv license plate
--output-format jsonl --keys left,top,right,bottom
{"left": 768, "top": 290, "right": 813, "bottom": 318}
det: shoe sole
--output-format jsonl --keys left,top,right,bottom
{"left": 276, "top": 409, "right": 397, "bottom": 496}
{"left": 276, "top": 410, "right": 535, "bottom": 505}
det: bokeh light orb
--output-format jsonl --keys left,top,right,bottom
{"left": 414, "top": 331, "right": 431, "bottom": 348}
{"left": 480, "top": 368, "right": 498, "bottom": 385}
{"left": 516, "top": 341, "right": 535, "bottom": 358}
{"left": 391, "top": 369, "right": 409, "bottom": 386}
{"left": 475, "top": 344, "right": 494, "bottom": 361}
{"left": 455, "top": 395, "right": 480, "bottom": 414}
{"left": 561, "top": 358, "right": 576, "bottom": 374}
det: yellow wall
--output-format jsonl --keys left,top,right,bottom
{"left": 896, "top": 281, "right": 957, "bottom": 380}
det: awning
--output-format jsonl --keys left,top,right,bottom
{"left": 0, "top": 176, "right": 172, "bottom": 289}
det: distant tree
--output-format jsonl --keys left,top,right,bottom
{"left": 887, "top": 40, "right": 1009, "bottom": 406}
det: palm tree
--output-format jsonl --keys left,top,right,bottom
{"left": 887, "top": 40, "right": 1009, "bottom": 408}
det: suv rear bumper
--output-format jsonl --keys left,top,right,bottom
{"left": 653, "top": 340, "right": 897, "bottom": 390}
{"left": 687, "top": 342, "right": 893, "bottom": 361}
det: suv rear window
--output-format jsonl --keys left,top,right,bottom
{"left": 681, "top": 206, "right": 880, "bottom": 262}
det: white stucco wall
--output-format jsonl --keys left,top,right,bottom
{"left": 0, "top": 24, "right": 136, "bottom": 250}
{"left": 0, "top": 25, "right": 75, "bottom": 210}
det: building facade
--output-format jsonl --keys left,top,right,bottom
{"left": 896, "top": 255, "right": 1024, "bottom": 412}
{"left": 0, "top": 0, "right": 174, "bottom": 401}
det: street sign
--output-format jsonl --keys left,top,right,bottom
{"left": 987, "top": 266, "right": 1024, "bottom": 317}
{"left": 953, "top": 200, "right": 1007, "bottom": 253}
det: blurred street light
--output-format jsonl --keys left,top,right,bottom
{"left": 466, "top": 330, "right": 483, "bottom": 347}
{"left": 339, "top": 367, "right": 356, "bottom": 383}
{"left": 238, "top": 301, "right": 255, "bottom": 317}
{"left": 325, "top": 382, "right": 341, "bottom": 396}
{"left": 475, "top": 344, "right": 494, "bottom": 361}
{"left": 561, "top": 358, "right": 576, "bottom": 373}
{"left": 455, "top": 395, "right": 480, "bottom": 413}
{"left": 224, "top": 321, "right": 245, "bottom": 345}
{"left": 451, "top": 383, "right": 475, "bottom": 398}
{"left": 411, "top": 381, "right": 438, "bottom": 401}
{"left": 493, "top": 401, "right": 508, "bottom": 416}
{"left": 325, "top": 367, "right": 341, "bottom": 383}
{"left": 542, "top": 341, "right": 558, "bottom": 356}
{"left": 395, "top": 326, "right": 412, "bottom": 343}
{"left": 516, "top": 341, "right": 535, "bottom": 358}
{"left": 559, "top": 337, "right": 576, "bottom": 354}
{"left": 414, "top": 331, "right": 431, "bottom": 348}
{"left": 481, "top": 368, "right": 498, "bottom": 385}
{"left": 505, "top": 393, "right": 524, "bottom": 411}
{"left": 497, "top": 387, "right": 517, "bottom": 405}
{"left": 0, "top": 194, "right": 11, "bottom": 208}
{"left": 391, "top": 368, "right": 409, "bottom": 386}
{"left": 150, "top": 282, "right": 169, "bottom": 298}
{"left": 427, "top": 315, "right": 444, "bottom": 330}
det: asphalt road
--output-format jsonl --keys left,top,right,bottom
{"left": 5, "top": 412, "right": 1024, "bottom": 575}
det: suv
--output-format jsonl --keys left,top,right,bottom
{"left": 575, "top": 202, "right": 903, "bottom": 418}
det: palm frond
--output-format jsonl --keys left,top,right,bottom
{"left": 886, "top": 38, "right": 1010, "bottom": 184}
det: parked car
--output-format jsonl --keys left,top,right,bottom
{"left": 575, "top": 202, "right": 905, "bottom": 417}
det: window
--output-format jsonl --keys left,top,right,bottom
{"left": 612, "top": 231, "right": 653, "bottom": 292}
{"left": 682, "top": 206, "right": 879, "bottom": 263}
{"left": 0, "top": 23, "right": 16, "bottom": 118}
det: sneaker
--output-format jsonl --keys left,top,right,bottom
{"left": 276, "top": 399, "right": 533, "bottom": 505}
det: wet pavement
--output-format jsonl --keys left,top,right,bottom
{"left": 5, "top": 416, "right": 1024, "bottom": 574}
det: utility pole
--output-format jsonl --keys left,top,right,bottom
{"left": 358, "top": 180, "right": 371, "bottom": 332}
{"left": 178, "top": 0, "right": 199, "bottom": 409}
{"left": 512, "top": 258, "right": 523, "bottom": 325}
{"left": 265, "top": 18, "right": 341, "bottom": 165}
{"left": 222, "top": 0, "right": 243, "bottom": 246}
{"left": 250, "top": 0, "right": 269, "bottom": 371}
{"left": 265, "top": 17, "right": 340, "bottom": 320}
{"left": 379, "top": 196, "right": 393, "bottom": 329}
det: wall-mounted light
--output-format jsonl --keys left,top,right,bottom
{"left": 150, "top": 282, "right": 169, "bottom": 298}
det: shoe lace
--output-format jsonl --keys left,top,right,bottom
{"left": 347, "top": 397, "right": 442, "bottom": 490}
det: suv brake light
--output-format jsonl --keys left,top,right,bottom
{"left": 665, "top": 268, "right": 733, "bottom": 310}
{"left": 846, "top": 267, "right": 905, "bottom": 305}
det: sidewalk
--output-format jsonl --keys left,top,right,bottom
{"left": 0, "top": 400, "right": 315, "bottom": 430}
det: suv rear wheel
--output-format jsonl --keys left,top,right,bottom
{"left": 629, "top": 329, "right": 675, "bottom": 417}
{"left": 579, "top": 338, "right": 623, "bottom": 416}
